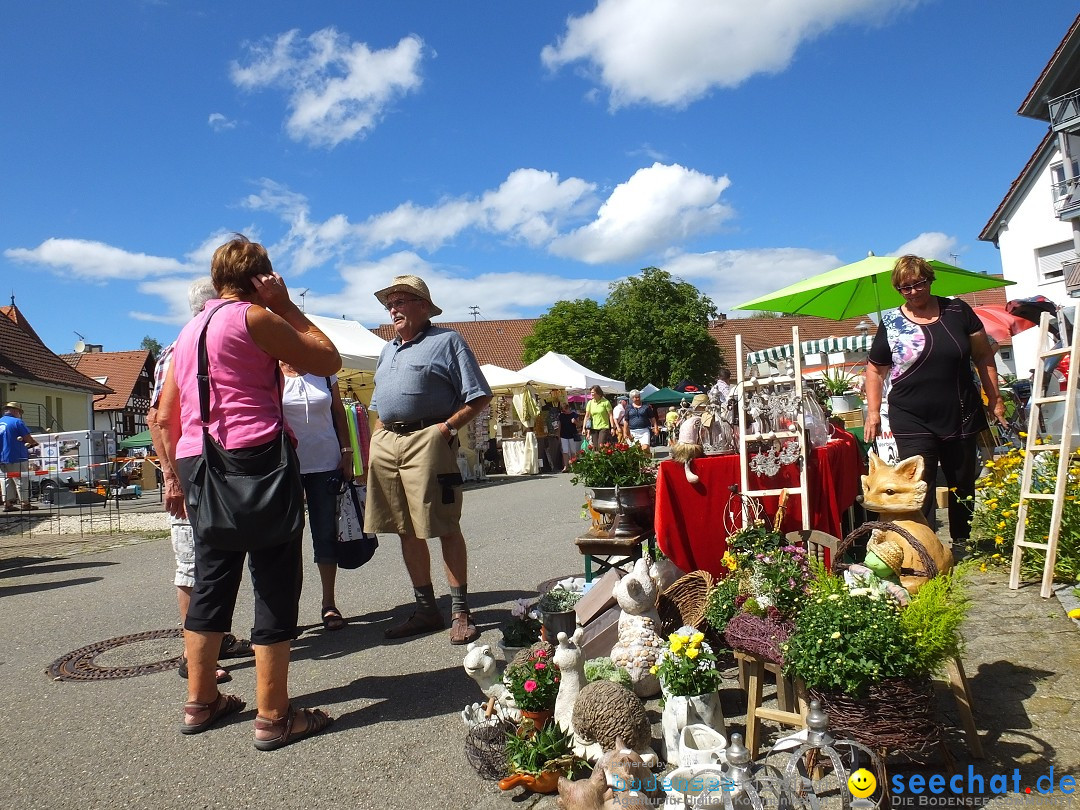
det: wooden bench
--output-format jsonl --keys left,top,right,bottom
{"left": 575, "top": 527, "right": 654, "bottom": 582}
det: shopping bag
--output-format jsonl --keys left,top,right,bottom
{"left": 336, "top": 481, "right": 379, "bottom": 569}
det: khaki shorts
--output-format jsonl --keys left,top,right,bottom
{"left": 364, "top": 426, "right": 462, "bottom": 539}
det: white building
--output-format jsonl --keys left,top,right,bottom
{"left": 980, "top": 13, "right": 1080, "bottom": 378}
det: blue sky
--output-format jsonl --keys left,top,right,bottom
{"left": 2, "top": 0, "right": 1077, "bottom": 357}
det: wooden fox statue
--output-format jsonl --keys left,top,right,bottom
{"left": 860, "top": 451, "right": 954, "bottom": 594}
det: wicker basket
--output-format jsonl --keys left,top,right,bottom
{"left": 809, "top": 677, "right": 943, "bottom": 761}
{"left": 657, "top": 570, "right": 714, "bottom": 636}
{"left": 722, "top": 611, "right": 794, "bottom": 665}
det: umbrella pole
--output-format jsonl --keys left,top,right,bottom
{"left": 872, "top": 274, "right": 882, "bottom": 319}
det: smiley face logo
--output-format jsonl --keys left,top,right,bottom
{"left": 848, "top": 768, "right": 877, "bottom": 798}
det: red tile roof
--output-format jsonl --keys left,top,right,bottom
{"left": 0, "top": 305, "right": 112, "bottom": 394}
{"left": 1018, "top": 13, "right": 1080, "bottom": 119}
{"left": 61, "top": 350, "right": 154, "bottom": 411}
{"left": 372, "top": 319, "right": 539, "bottom": 369}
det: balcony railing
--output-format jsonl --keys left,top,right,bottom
{"left": 1049, "top": 89, "right": 1080, "bottom": 133}
{"left": 1065, "top": 258, "right": 1080, "bottom": 298}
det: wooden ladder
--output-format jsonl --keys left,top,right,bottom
{"left": 1009, "top": 304, "right": 1080, "bottom": 598}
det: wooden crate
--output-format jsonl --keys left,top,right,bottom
{"left": 837, "top": 409, "right": 864, "bottom": 429}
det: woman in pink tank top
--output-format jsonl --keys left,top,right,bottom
{"left": 155, "top": 235, "right": 341, "bottom": 749}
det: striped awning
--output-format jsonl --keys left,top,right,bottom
{"left": 745, "top": 334, "right": 873, "bottom": 365}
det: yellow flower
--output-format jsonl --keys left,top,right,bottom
{"left": 690, "top": 632, "right": 705, "bottom": 645}
{"left": 985, "top": 460, "right": 996, "bottom": 468}
{"left": 830, "top": 631, "right": 841, "bottom": 639}
{"left": 685, "top": 647, "right": 700, "bottom": 659}
{"left": 1069, "top": 609, "right": 1080, "bottom": 620}
{"left": 650, "top": 665, "right": 658, "bottom": 674}
{"left": 669, "top": 634, "right": 687, "bottom": 652}
{"left": 997, "top": 521, "right": 1006, "bottom": 529}
{"left": 995, "top": 535, "right": 1005, "bottom": 546}
{"left": 979, "top": 562, "right": 987, "bottom": 572}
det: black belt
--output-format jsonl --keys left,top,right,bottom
{"left": 383, "top": 418, "right": 446, "bottom": 435}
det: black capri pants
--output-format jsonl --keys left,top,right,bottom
{"left": 177, "top": 454, "right": 304, "bottom": 646}
{"left": 894, "top": 433, "right": 980, "bottom": 542}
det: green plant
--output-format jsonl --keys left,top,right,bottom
{"left": 569, "top": 442, "right": 657, "bottom": 488}
{"left": 505, "top": 647, "right": 561, "bottom": 711}
{"left": 539, "top": 586, "right": 582, "bottom": 613}
{"left": 502, "top": 598, "right": 542, "bottom": 648}
{"left": 504, "top": 717, "right": 587, "bottom": 777}
{"left": 820, "top": 366, "right": 856, "bottom": 396}
{"left": 650, "top": 629, "right": 722, "bottom": 697}
{"left": 725, "top": 520, "right": 784, "bottom": 557}
{"left": 897, "top": 566, "right": 970, "bottom": 675}
{"left": 968, "top": 444, "right": 1080, "bottom": 581}
{"left": 584, "top": 657, "right": 633, "bottom": 689}
{"left": 704, "top": 574, "right": 741, "bottom": 636}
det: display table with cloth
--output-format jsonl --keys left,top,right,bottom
{"left": 656, "top": 430, "right": 861, "bottom": 578}
{"left": 501, "top": 433, "right": 539, "bottom": 475}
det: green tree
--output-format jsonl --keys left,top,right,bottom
{"left": 521, "top": 299, "right": 618, "bottom": 374}
{"left": 140, "top": 335, "right": 163, "bottom": 358}
{"left": 604, "top": 267, "right": 722, "bottom": 389}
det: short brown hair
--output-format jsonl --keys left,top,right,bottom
{"left": 211, "top": 234, "right": 273, "bottom": 295}
{"left": 891, "top": 255, "right": 936, "bottom": 289}
{"left": 590, "top": 385, "right": 604, "bottom": 396}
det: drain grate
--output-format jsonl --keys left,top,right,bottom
{"left": 47, "top": 629, "right": 183, "bottom": 681}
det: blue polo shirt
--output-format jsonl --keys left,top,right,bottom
{"left": 0, "top": 414, "right": 32, "bottom": 463}
{"left": 370, "top": 324, "right": 491, "bottom": 424}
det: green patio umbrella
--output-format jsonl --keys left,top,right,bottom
{"left": 118, "top": 429, "right": 154, "bottom": 450}
{"left": 734, "top": 254, "right": 1013, "bottom": 320}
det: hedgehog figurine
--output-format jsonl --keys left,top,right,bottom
{"left": 571, "top": 679, "right": 656, "bottom": 766}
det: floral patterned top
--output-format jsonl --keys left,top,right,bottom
{"left": 868, "top": 296, "right": 988, "bottom": 439}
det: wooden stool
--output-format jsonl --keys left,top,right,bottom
{"left": 575, "top": 528, "right": 653, "bottom": 583}
{"left": 735, "top": 650, "right": 808, "bottom": 758}
{"left": 943, "top": 655, "right": 983, "bottom": 759}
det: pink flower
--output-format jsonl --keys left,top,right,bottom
{"left": 534, "top": 662, "right": 547, "bottom": 670}
{"left": 524, "top": 679, "right": 538, "bottom": 692}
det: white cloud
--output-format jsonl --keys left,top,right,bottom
{"left": 663, "top": 248, "right": 841, "bottom": 313}
{"left": 4, "top": 238, "right": 190, "bottom": 281}
{"left": 542, "top": 0, "right": 919, "bottom": 108}
{"left": 130, "top": 277, "right": 209, "bottom": 325}
{"left": 550, "top": 163, "right": 733, "bottom": 264}
{"left": 207, "top": 112, "right": 237, "bottom": 131}
{"left": 892, "top": 232, "right": 959, "bottom": 263}
{"left": 231, "top": 27, "right": 424, "bottom": 147}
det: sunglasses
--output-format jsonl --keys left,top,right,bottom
{"left": 385, "top": 296, "right": 421, "bottom": 311}
{"left": 895, "top": 279, "right": 929, "bottom": 294}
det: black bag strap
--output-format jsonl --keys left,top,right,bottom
{"left": 196, "top": 302, "right": 283, "bottom": 435}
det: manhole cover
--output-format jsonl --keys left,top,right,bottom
{"left": 47, "top": 629, "right": 183, "bottom": 681}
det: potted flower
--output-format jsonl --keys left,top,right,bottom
{"left": 504, "top": 646, "right": 562, "bottom": 730}
{"left": 780, "top": 562, "right": 970, "bottom": 756}
{"left": 651, "top": 626, "right": 725, "bottom": 762}
{"left": 538, "top": 586, "right": 581, "bottom": 642}
{"left": 498, "top": 717, "right": 587, "bottom": 793}
{"left": 501, "top": 598, "right": 542, "bottom": 661}
{"left": 820, "top": 366, "right": 861, "bottom": 414}
{"left": 569, "top": 442, "right": 657, "bottom": 536}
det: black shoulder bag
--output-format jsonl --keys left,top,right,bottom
{"left": 184, "top": 304, "right": 305, "bottom": 551}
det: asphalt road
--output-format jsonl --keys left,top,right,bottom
{"left": 0, "top": 471, "right": 588, "bottom": 810}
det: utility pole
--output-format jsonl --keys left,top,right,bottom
{"left": 469, "top": 305, "right": 480, "bottom": 321}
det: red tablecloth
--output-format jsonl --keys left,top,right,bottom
{"left": 655, "top": 430, "right": 861, "bottom": 578}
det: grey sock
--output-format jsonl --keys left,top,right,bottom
{"left": 450, "top": 584, "right": 469, "bottom": 614}
{"left": 414, "top": 584, "right": 439, "bottom": 615}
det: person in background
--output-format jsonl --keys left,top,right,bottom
{"left": 583, "top": 385, "right": 614, "bottom": 447}
{"left": 709, "top": 368, "right": 732, "bottom": 403}
{"left": 612, "top": 395, "right": 630, "bottom": 442}
{"left": 864, "top": 255, "right": 1004, "bottom": 547}
{"left": 558, "top": 401, "right": 581, "bottom": 472}
{"left": 280, "top": 363, "right": 354, "bottom": 631}
{"left": 148, "top": 278, "right": 251, "bottom": 685}
{"left": 364, "top": 274, "right": 493, "bottom": 645}
{"left": 665, "top": 404, "right": 681, "bottom": 448}
{"left": 624, "top": 389, "right": 659, "bottom": 454}
{"left": 0, "top": 402, "right": 38, "bottom": 512}
{"left": 157, "top": 235, "right": 339, "bottom": 748}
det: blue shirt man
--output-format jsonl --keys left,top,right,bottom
{"left": 0, "top": 402, "right": 39, "bottom": 510}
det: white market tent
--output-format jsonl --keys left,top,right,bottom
{"left": 640, "top": 383, "right": 659, "bottom": 398}
{"left": 479, "top": 364, "right": 563, "bottom": 394}
{"left": 307, "top": 314, "right": 386, "bottom": 372}
{"left": 517, "top": 351, "right": 625, "bottom": 395}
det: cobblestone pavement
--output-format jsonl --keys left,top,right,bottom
{"left": 0, "top": 480, "right": 1076, "bottom": 810}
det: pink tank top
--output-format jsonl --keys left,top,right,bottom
{"left": 172, "top": 300, "right": 281, "bottom": 459}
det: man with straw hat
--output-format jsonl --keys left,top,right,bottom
{"left": 366, "top": 275, "right": 493, "bottom": 645}
{"left": 0, "top": 401, "right": 39, "bottom": 512}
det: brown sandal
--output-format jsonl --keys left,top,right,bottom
{"left": 383, "top": 610, "right": 444, "bottom": 640}
{"left": 179, "top": 692, "right": 245, "bottom": 735}
{"left": 253, "top": 705, "right": 333, "bottom": 751}
{"left": 450, "top": 610, "right": 480, "bottom": 645}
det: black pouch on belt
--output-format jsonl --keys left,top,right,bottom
{"left": 436, "top": 472, "right": 464, "bottom": 504}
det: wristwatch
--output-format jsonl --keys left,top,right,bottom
{"left": 444, "top": 422, "right": 458, "bottom": 437}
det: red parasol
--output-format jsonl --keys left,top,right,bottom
{"left": 972, "top": 304, "right": 1039, "bottom": 344}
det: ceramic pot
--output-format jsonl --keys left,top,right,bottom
{"left": 498, "top": 640, "right": 528, "bottom": 664}
{"left": 498, "top": 770, "right": 561, "bottom": 793}
{"left": 829, "top": 394, "right": 860, "bottom": 414}
{"left": 661, "top": 691, "right": 725, "bottom": 764}
{"left": 678, "top": 723, "right": 727, "bottom": 767}
{"left": 541, "top": 609, "right": 578, "bottom": 642}
{"left": 518, "top": 708, "right": 554, "bottom": 732}
{"left": 586, "top": 484, "right": 655, "bottom": 537}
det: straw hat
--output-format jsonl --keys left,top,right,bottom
{"left": 4, "top": 402, "right": 22, "bottom": 413}
{"left": 374, "top": 274, "right": 442, "bottom": 317}
{"left": 691, "top": 394, "right": 710, "bottom": 410}
{"left": 866, "top": 537, "right": 905, "bottom": 578}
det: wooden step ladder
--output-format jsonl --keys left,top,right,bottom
{"left": 1009, "top": 304, "right": 1080, "bottom": 598}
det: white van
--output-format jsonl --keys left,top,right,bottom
{"left": 27, "top": 430, "right": 116, "bottom": 499}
